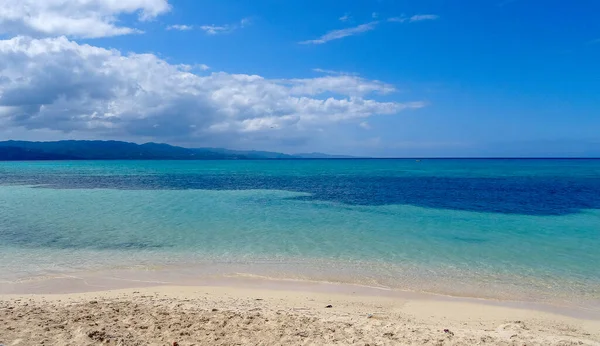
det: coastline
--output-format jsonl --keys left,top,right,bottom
{"left": 2, "top": 283, "right": 599, "bottom": 345}
{"left": 2, "top": 158, "right": 600, "bottom": 345}
{"left": 3, "top": 264, "right": 600, "bottom": 319}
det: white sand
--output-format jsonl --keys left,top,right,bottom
{"left": 1, "top": 284, "right": 599, "bottom": 345}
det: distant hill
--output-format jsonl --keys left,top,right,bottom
{"left": 196, "top": 148, "right": 352, "bottom": 159}
{"left": 0, "top": 140, "right": 355, "bottom": 161}
{"left": 293, "top": 152, "right": 355, "bottom": 159}
{"left": 0, "top": 146, "right": 80, "bottom": 160}
{"left": 195, "top": 147, "right": 296, "bottom": 159}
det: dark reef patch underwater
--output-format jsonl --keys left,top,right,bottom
{"left": 1, "top": 159, "right": 600, "bottom": 216}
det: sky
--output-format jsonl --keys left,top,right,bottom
{"left": 0, "top": 0, "right": 598, "bottom": 157}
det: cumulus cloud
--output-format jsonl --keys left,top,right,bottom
{"left": 0, "top": 36, "right": 423, "bottom": 146}
{"left": 0, "top": 0, "right": 171, "bottom": 38}
{"left": 300, "top": 22, "right": 378, "bottom": 44}
{"left": 167, "top": 24, "right": 193, "bottom": 31}
{"left": 312, "top": 68, "right": 358, "bottom": 76}
{"left": 285, "top": 76, "right": 396, "bottom": 96}
{"left": 199, "top": 25, "right": 231, "bottom": 35}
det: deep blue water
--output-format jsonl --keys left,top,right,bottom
{"left": 1, "top": 159, "right": 600, "bottom": 215}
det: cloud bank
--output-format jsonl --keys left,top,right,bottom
{"left": 0, "top": 0, "right": 171, "bottom": 38}
{"left": 0, "top": 36, "right": 423, "bottom": 147}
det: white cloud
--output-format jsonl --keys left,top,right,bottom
{"left": 388, "top": 14, "right": 440, "bottom": 23}
{"left": 388, "top": 16, "right": 408, "bottom": 23}
{"left": 240, "top": 18, "right": 252, "bottom": 27}
{"left": 339, "top": 14, "right": 351, "bottom": 22}
{"left": 409, "top": 14, "right": 439, "bottom": 22}
{"left": 200, "top": 25, "right": 231, "bottom": 35}
{"left": 359, "top": 121, "right": 371, "bottom": 129}
{"left": 0, "top": 37, "right": 423, "bottom": 146}
{"left": 300, "top": 22, "right": 379, "bottom": 44}
{"left": 167, "top": 24, "right": 193, "bottom": 31}
{"left": 313, "top": 68, "right": 358, "bottom": 76}
{"left": 177, "top": 64, "right": 211, "bottom": 72}
{"left": 285, "top": 76, "right": 396, "bottom": 96}
{"left": 299, "top": 13, "right": 437, "bottom": 45}
{"left": 200, "top": 18, "right": 252, "bottom": 35}
{"left": 0, "top": 0, "right": 171, "bottom": 38}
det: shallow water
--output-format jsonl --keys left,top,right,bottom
{"left": 1, "top": 159, "right": 599, "bottom": 307}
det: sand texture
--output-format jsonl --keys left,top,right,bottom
{"left": 1, "top": 286, "right": 599, "bottom": 346}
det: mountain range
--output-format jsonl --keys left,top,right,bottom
{"left": 0, "top": 140, "right": 354, "bottom": 160}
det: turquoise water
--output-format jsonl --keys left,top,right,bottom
{"left": 0, "top": 160, "right": 599, "bottom": 306}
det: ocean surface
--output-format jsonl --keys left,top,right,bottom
{"left": 1, "top": 159, "right": 599, "bottom": 308}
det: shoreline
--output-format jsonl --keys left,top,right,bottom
{"left": 3, "top": 244, "right": 599, "bottom": 312}
{"left": 2, "top": 269, "right": 600, "bottom": 321}
{"left": 2, "top": 284, "right": 600, "bottom": 345}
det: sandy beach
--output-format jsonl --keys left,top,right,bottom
{"left": 1, "top": 283, "right": 599, "bottom": 346}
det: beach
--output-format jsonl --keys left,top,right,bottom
{"left": 1, "top": 282, "right": 599, "bottom": 346}
{"left": 1, "top": 160, "right": 600, "bottom": 345}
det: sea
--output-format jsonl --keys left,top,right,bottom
{"left": 0, "top": 159, "right": 599, "bottom": 309}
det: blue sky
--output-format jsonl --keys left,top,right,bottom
{"left": 0, "top": 0, "right": 598, "bottom": 157}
